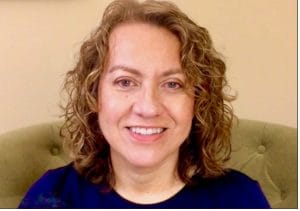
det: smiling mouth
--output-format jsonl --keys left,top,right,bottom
{"left": 126, "top": 127, "right": 167, "bottom": 136}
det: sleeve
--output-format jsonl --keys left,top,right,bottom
{"left": 244, "top": 180, "right": 271, "bottom": 208}
{"left": 227, "top": 170, "right": 271, "bottom": 208}
{"left": 214, "top": 170, "right": 271, "bottom": 208}
{"left": 18, "top": 167, "right": 70, "bottom": 208}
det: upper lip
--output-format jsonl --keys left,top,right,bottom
{"left": 126, "top": 126, "right": 167, "bottom": 129}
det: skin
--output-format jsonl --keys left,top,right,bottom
{"left": 97, "top": 22, "right": 195, "bottom": 203}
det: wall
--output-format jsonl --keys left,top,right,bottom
{"left": 0, "top": 0, "right": 296, "bottom": 133}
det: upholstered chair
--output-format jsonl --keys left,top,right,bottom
{"left": 0, "top": 119, "right": 296, "bottom": 208}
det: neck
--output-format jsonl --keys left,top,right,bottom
{"left": 111, "top": 154, "right": 185, "bottom": 204}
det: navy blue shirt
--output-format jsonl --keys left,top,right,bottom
{"left": 19, "top": 163, "right": 270, "bottom": 208}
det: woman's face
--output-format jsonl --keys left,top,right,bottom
{"left": 98, "top": 23, "right": 194, "bottom": 169}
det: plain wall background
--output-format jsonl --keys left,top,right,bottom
{"left": 0, "top": 0, "right": 296, "bottom": 133}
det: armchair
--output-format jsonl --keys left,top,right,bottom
{"left": 0, "top": 119, "right": 296, "bottom": 208}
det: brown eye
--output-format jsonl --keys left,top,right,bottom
{"left": 114, "top": 78, "right": 137, "bottom": 89}
{"left": 118, "top": 79, "right": 132, "bottom": 87}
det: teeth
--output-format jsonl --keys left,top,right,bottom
{"left": 130, "top": 127, "right": 164, "bottom": 135}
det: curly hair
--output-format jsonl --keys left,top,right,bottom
{"left": 60, "top": 0, "right": 235, "bottom": 187}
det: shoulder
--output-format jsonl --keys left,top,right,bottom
{"left": 189, "top": 169, "right": 270, "bottom": 208}
{"left": 214, "top": 169, "right": 259, "bottom": 187}
{"left": 33, "top": 163, "right": 76, "bottom": 187}
{"left": 19, "top": 163, "right": 79, "bottom": 208}
{"left": 193, "top": 169, "right": 260, "bottom": 189}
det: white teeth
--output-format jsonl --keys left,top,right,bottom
{"left": 130, "top": 127, "right": 164, "bottom": 135}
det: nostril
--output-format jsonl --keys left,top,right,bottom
{"left": 131, "top": 87, "right": 164, "bottom": 118}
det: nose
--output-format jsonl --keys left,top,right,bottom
{"left": 132, "top": 85, "right": 163, "bottom": 118}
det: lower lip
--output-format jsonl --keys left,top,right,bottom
{"left": 127, "top": 128, "right": 165, "bottom": 143}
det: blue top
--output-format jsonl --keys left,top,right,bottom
{"left": 19, "top": 163, "right": 270, "bottom": 208}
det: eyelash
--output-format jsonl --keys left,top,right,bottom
{"left": 114, "top": 78, "right": 184, "bottom": 91}
{"left": 115, "top": 78, "right": 137, "bottom": 88}
{"left": 164, "top": 81, "right": 183, "bottom": 90}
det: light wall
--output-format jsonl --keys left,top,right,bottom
{"left": 0, "top": 0, "right": 296, "bottom": 133}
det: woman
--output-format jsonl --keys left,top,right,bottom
{"left": 19, "top": 0, "right": 270, "bottom": 208}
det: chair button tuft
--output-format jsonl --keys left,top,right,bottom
{"left": 257, "top": 145, "right": 266, "bottom": 154}
{"left": 50, "top": 146, "right": 60, "bottom": 155}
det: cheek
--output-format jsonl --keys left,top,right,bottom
{"left": 99, "top": 94, "right": 118, "bottom": 112}
{"left": 174, "top": 98, "right": 194, "bottom": 137}
{"left": 97, "top": 92, "right": 122, "bottom": 140}
{"left": 97, "top": 88, "right": 131, "bottom": 124}
{"left": 169, "top": 96, "right": 194, "bottom": 122}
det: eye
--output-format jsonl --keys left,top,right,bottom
{"left": 115, "top": 78, "right": 137, "bottom": 89}
{"left": 164, "top": 81, "right": 183, "bottom": 90}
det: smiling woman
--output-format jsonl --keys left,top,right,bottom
{"left": 97, "top": 24, "right": 194, "bottom": 194}
{"left": 18, "top": 0, "right": 270, "bottom": 208}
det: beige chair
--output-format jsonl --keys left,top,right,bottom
{"left": 0, "top": 119, "right": 297, "bottom": 208}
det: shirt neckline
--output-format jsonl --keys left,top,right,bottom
{"left": 110, "top": 184, "right": 188, "bottom": 208}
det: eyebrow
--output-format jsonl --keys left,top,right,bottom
{"left": 108, "top": 65, "right": 141, "bottom": 76}
{"left": 107, "top": 65, "right": 184, "bottom": 77}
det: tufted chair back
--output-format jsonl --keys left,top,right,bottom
{"left": 228, "top": 119, "right": 297, "bottom": 208}
{"left": 0, "top": 119, "right": 297, "bottom": 208}
{"left": 0, "top": 122, "right": 70, "bottom": 208}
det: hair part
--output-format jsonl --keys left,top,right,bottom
{"left": 60, "top": 0, "right": 236, "bottom": 187}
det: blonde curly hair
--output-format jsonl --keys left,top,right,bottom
{"left": 61, "top": 0, "right": 235, "bottom": 187}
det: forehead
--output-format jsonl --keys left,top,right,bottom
{"left": 106, "top": 22, "right": 182, "bottom": 74}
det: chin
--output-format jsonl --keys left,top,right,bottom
{"left": 126, "top": 154, "right": 163, "bottom": 169}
